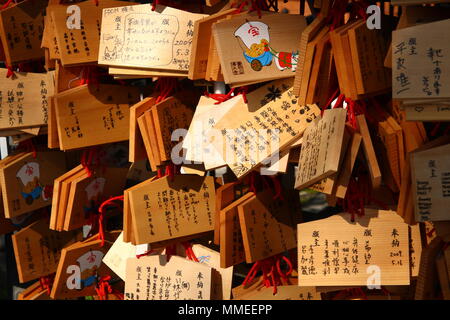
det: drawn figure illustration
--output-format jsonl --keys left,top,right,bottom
{"left": 16, "top": 162, "right": 52, "bottom": 205}
{"left": 76, "top": 250, "right": 104, "bottom": 288}
{"left": 83, "top": 177, "right": 106, "bottom": 217}
{"left": 234, "top": 21, "right": 298, "bottom": 72}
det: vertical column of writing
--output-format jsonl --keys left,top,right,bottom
{"left": 145, "top": 266, "right": 151, "bottom": 300}
{"left": 16, "top": 82, "right": 24, "bottom": 126}
{"left": 197, "top": 272, "right": 204, "bottom": 299}
{"left": 341, "top": 240, "right": 350, "bottom": 275}
{"left": 135, "top": 266, "right": 142, "bottom": 300}
{"left": 363, "top": 228, "right": 373, "bottom": 266}
{"left": 390, "top": 228, "right": 403, "bottom": 267}
{"left": 351, "top": 237, "right": 359, "bottom": 275}
{"left": 331, "top": 240, "right": 340, "bottom": 275}
{"left": 144, "top": 194, "right": 155, "bottom": 236}
{"left": 151, "top": 267, "right": 158, "bottom": 300}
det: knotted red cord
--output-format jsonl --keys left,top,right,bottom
{"left": 204, "top": 86, "right": 248, "bottom": 104}
{"left": 182, "top": 242, "right": 199, "bottom": 262}
{"left": 326, "top": 0, "right": 349, "bottom": 31}
{"left": 18, "top": 139, "right": 37, "bottom": 158}
{"left": 242, "top": 254, "right": 293, "bottom": 295}
{"left": 321, "top": 88, "right": 340, "bottom": 116}
{"left": 270, "top": 175, "right": 284, "bottom": 201}
{"left": 95, "top": 275, "right": 124, "bottom": 300}
{"left": 98, "top": 195, "right": 124, "bottom": 247}
{"left": 80, "top": 66, "right": 104, "bottom": 87}
{"left": 426, "top": 227, "right": 436, "bottom": 238}
{"left": 339, "top": 166, "right": 388, "bottom": 222}
{"left": 204, "top": 88, "right": 235, "bottom": 105}
{"left": 155, "top": 77, "right": 178, "bottom": 103}
{"left": 165, "top": 163, "right": 176, "bottom": 181}
{"left": 1, "top": 0, "right": 13, "bottom": 10}
{"left": 232, "top": 0, "right": 249, "bottom": 14}
{"left": 136, "top": 249, "right": 155, "bottom": 259}
{"left": 95, "top": 275, "right": 113, "bottom": 300}
{"left": 248, "top": 0, "right": 269, "bottom": 18}
{"left": 39, "top": 274, "right": 55, "bottom": 295}
{"left": 151, "top": 0, "right": 159, "bottom": 10}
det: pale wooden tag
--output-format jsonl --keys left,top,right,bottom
{"left": 54, "top": 84, "right": 141, "bottom": 150}
{"left": 212, "top": 12, "right": 306, "bottom": 84}
{"left": 151, "top": 97, "right": 194, "bottom": 162}
{"left": 357, "top": 114, "right": 382, "bottom": 188}
{"left": 348, "top": 21, "right": 391, "bottom": 96}
{"left": 410, "top": 224, "right": 422, "bottom": 278}
{"left": 128, "top": 175, "right": 215, "bottom": 245}
{"left": 392, "top": 19, "right": 450, "bottom": 99}
{"left": 129, "top": 97, "right": 156, "bottom": 162}
{"left": 190, "top": 244, "right": 233, "bottom": 300}
{"left": 220, "top": 192, "right": 254, "bottom": 268}
{"left": 0, "top": 0, "right": 47, "bottom": 65}
{"left": 125, "top": 255, "right": 212, "bottom": 300}
{"left": 1, "top": 151, "right": 67, "bottom": 218}
{"left": 98, "top": 4, "right": 206, "bottom": 71}
{"left": 12, "top": 218, "right": 81, "bottom": 283}
{"left": 297, "top": 211, "right": 410, "bottom": 286}
{"left": 211, "top": 78, "right": 320, "bottom": 178}
{"left": 295, "top": 108, "right": 347, "bottom": 190}
{"left": 49, "top": 1, "right": 135, "bottom": 66}
{"left": 188, "top": 9, "right": 236, "bottom": 80}
{"left": 0, "top": 69, "right": 54, "bottom": 129}
{"left": 410, "top": 143, "right": 450, "bottom": 222}
{"left": 64, "top": 167, "right": 129, "bottom": 231}
{"left": 404, "top": 104, "right": 450, "bottom": 121}
{"left": 236, "top": 285, "right": 321, "bottom": 300}
{"left": 103, "top": 231, "right": 154, "bottom": 281}
{"left": 50, "top": 238, "right": 113, "bottom": 299}
{"left": 238, "top": 190, "right": 297, "bottom": 263}
{"left": 183, "top": 95, "right": 243, "bottom": 170}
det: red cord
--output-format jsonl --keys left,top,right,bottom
{"left": 18, "top": 139, "right": 37, "bottom": 158}
{"left": 242, "top": 254, "right": 293, "bottom": 295}
{"left": 0, "top": 0, "right": 13, "bottom": 10}
{"left": 98, "top": 195, "right": 124, "bottom": 247}
{"left": 95, "top": 275, "right": 115, "bottom": 300}
{"left": 39, "top": 274, "right": 55, "bottom": 295}
{"left": 136, "top": 250, "right": 154, "bottom": 259}
{"left": 182, "top": 242, "right": 199, "bottom": 262}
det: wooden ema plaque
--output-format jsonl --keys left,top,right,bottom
{"left": 0, "top": 0, "right": 47, "bottom": 65}
{"left": 50, "top": 238, "right": 113, "bottom": 299}
{"left": 410, "top": 143, "right": 450, "bottom": 222}
{"left": 12, "top": 218, "right": 81, "bottom": 283}
{"left": 0, "top": 69, "right": 54, "bottom": 130}
{"left": 48, "top": 0, "right": 135, "bottom": 66}
{"left": 98, "top": 4, "right": 206, "bottom": 72}
{"left": 54, "top": 84, "right": 141, "bottom": 150}
{"left": 125, "top": 255, "right": 212, "bottom": 300}
{"left": 238, "top": 190, "right": 297, "bottom": 263}
{"left": 295, "top": 108, "right": 347, "bottom": 190}
{"left": 297, "top": 210, "right": 410, "bottom": 286}
{"left": 1, "top": 151, "right": 67, "bottom": 218}
{"left": 211, "top": 78, "right": 320, "bottom": 178}
{"left": 128, "top": 175, "right": 215, "bottom": 245}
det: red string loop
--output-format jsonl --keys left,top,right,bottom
{"left": 95, "top": 275, "right": 113, "bottom": 300}
{"left": 18, "top": 139, "right": 37, "bottom": 158}
{"left": 98, "top": 195, "right": 124, "bottom": 247}
{"left": 182, "top": 242, "right": 199, "bottom": 262}
{"left": 242, "top": 254, "right": 293, "bottom": 295}
{"left": 39, "top": 274, "right": 55, "bottom": 295}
